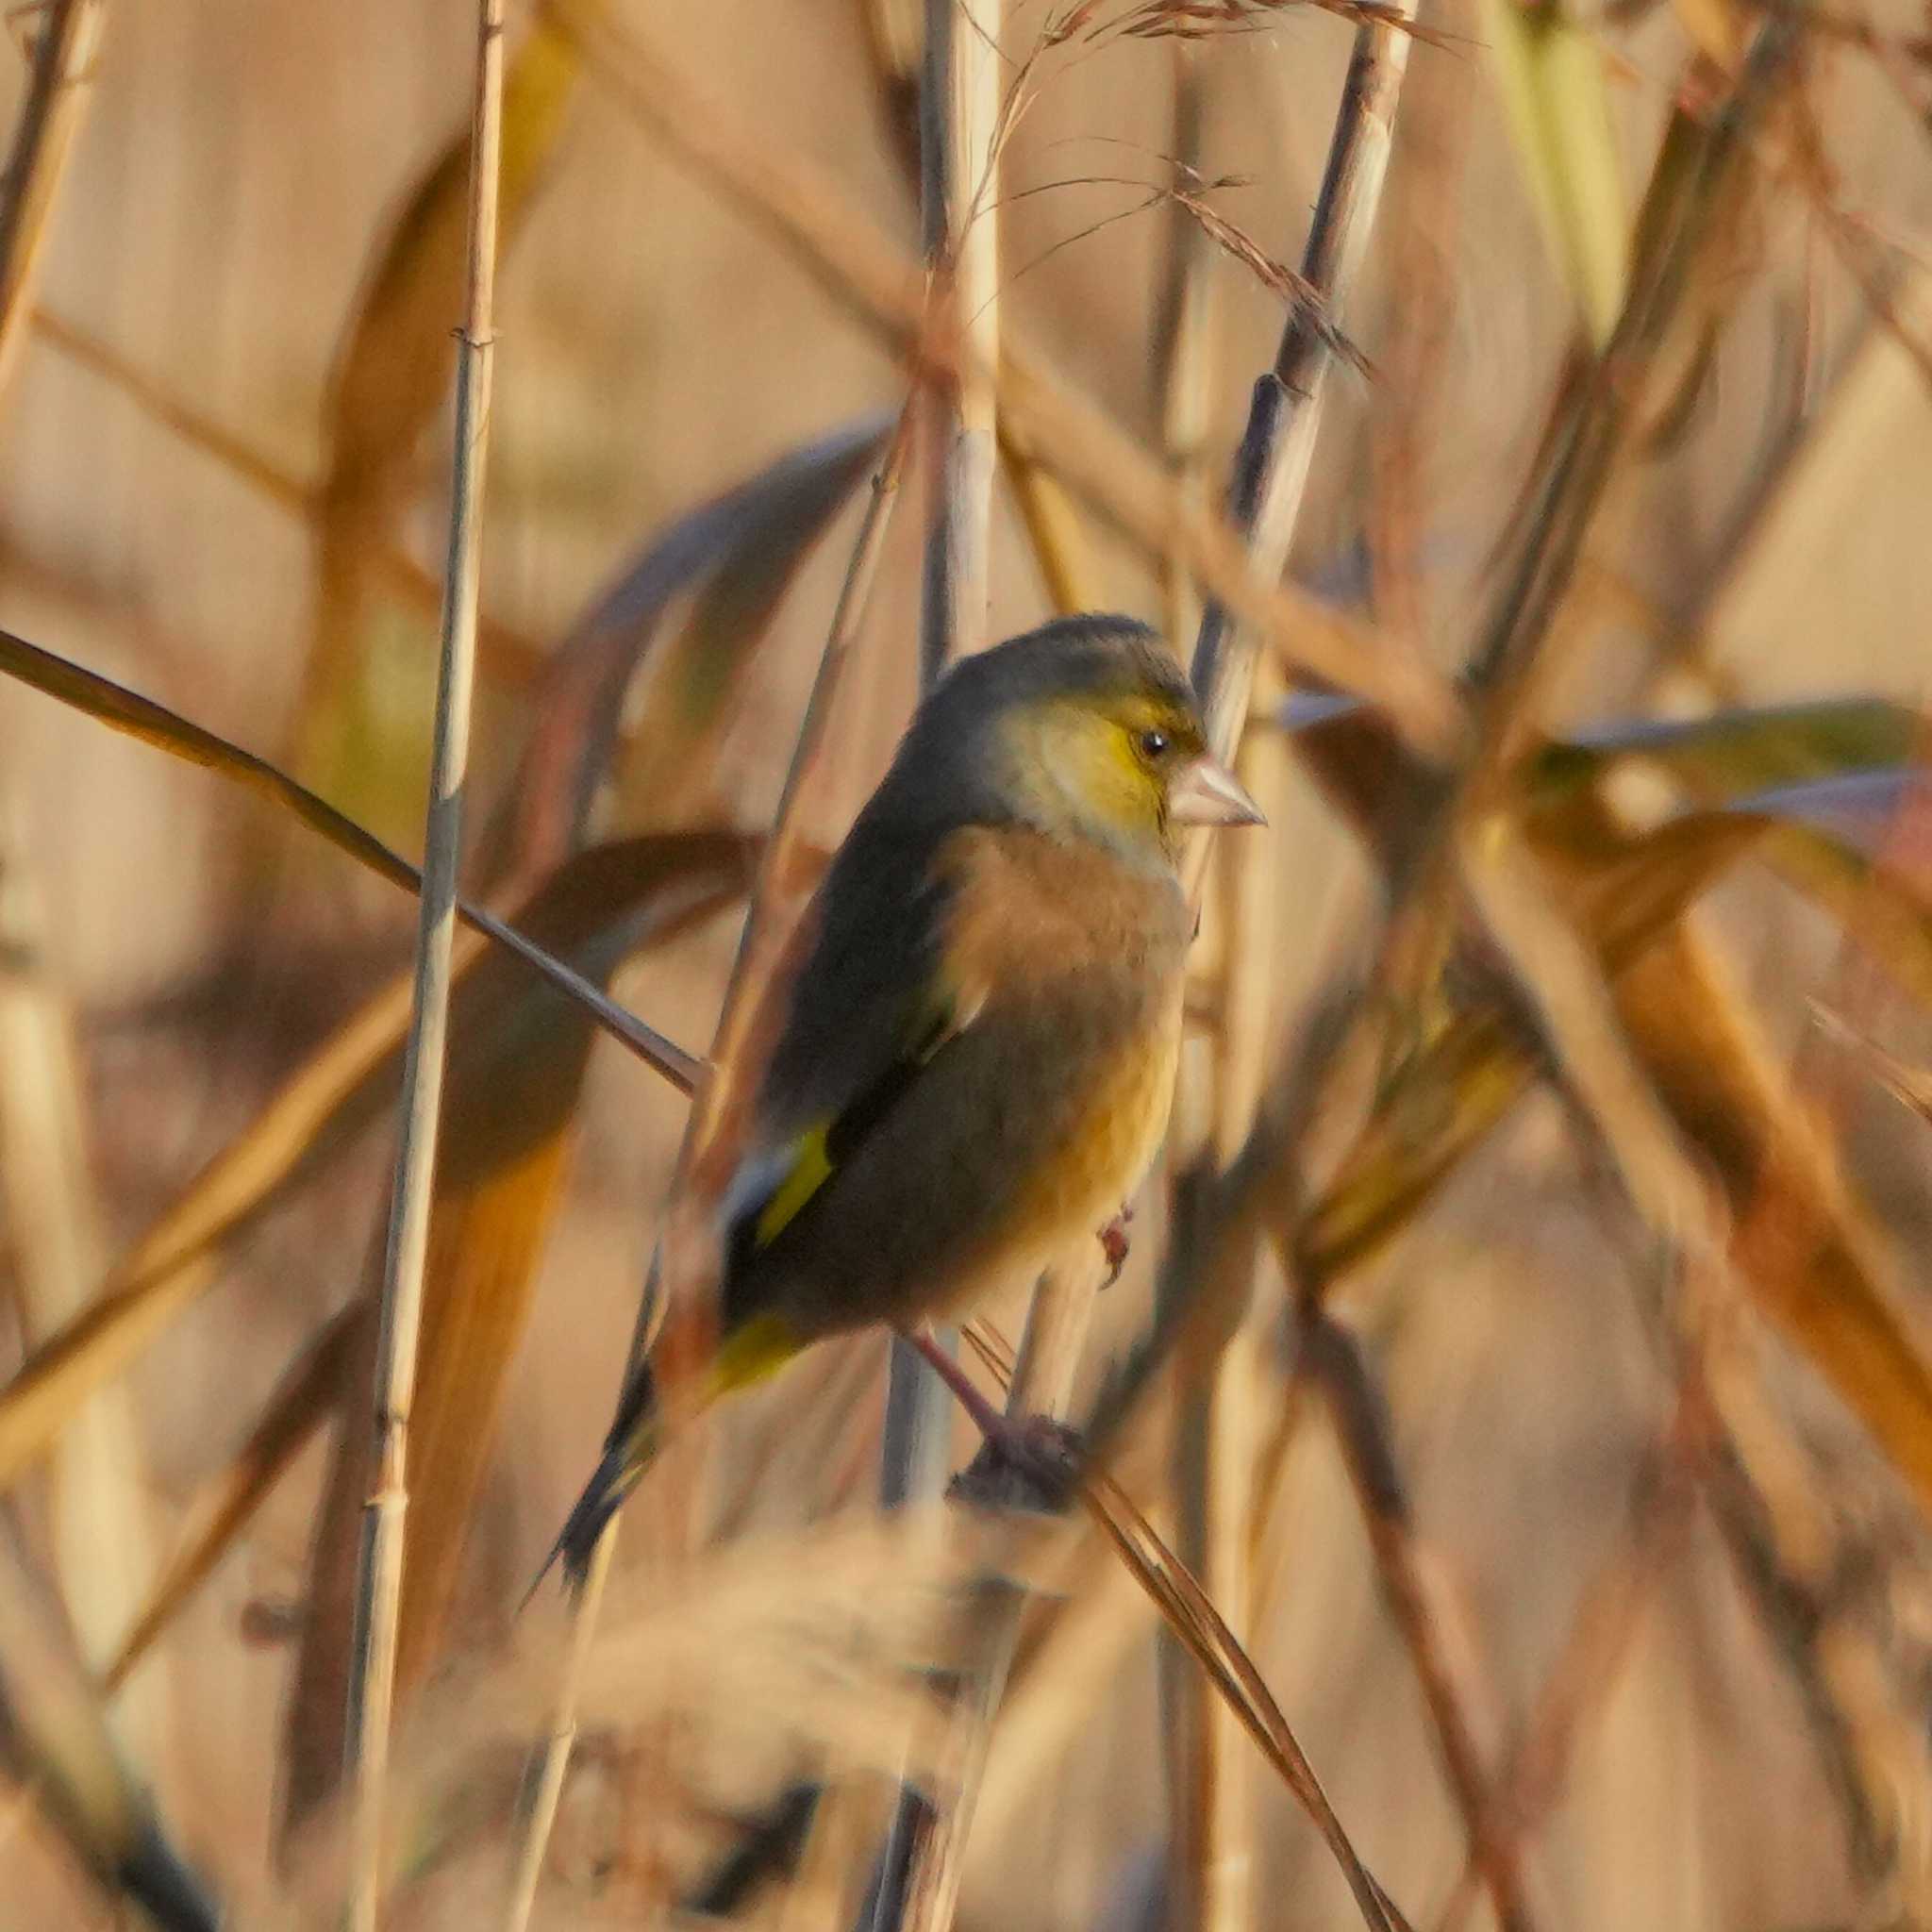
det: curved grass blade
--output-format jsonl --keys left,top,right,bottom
{"left": 1477, "top": 0, "right": 1626, "bottom": 345}
{"left": 1530, "top": 699, "right": 1921, "bottom": 804}
{"left": 0, "top": 621, "right": 702, "bottom": 1089}
{"left": 0, "top": 834, "right": 751, "bottom": 1499}
{"left": 1277, "top": 691, "right": 1923, "bottom": 880}
{"left": 507, "top": 411, "right": 891, "bottom": 870}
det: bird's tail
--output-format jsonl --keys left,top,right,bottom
{"left": 120, "top": 1816, "right": 221, "bottom": 1932}
{"left": 527, "top": 1361, "right": 666, "bottom": 1602}
{"left": 526, "top": 1314, "right": 804, "bottom": 1604}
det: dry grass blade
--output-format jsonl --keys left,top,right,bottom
{"left": 1460, "top": 21, "right": 1798, "bottom": 759}
{"left": 1530, "top": 698, "right": 1921, "bottom": 804}
{"left": 947, "top": 1321, "right": 1407, "bottom": 1932}
{"left": 1114, "top": 0, "right": 1449, "bottom": 46}
{"left": 506, "top": 411, "right": 891, "bottom": 872}
{"left": 0, "top": 834, "right": 747, "bottom": 1500}
{"left": 343, "top": 0, "right": 508, "bottom": 1914}
{"left": 0, "top": 621, "right": 703, "bottom": 1088}
{"left": 1462, "top": 810, "right": 1719, "bottom": 1247}
{"left": 1083, "top": 1474, "right": 1411, "bottom": 1932}
{"left": 0, "top": 1511, "right": 217, "bottom": 1932}
{"left": 0, "top": 0, "right": 106, "bottom": 405}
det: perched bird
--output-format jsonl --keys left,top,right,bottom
{"left": 543, "top": 614, "right": 1264, "bottom": 1585}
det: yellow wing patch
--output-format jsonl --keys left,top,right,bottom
{"left": 705, "top": 1313, "right": 804, "bottom": 1396}
{"left": 752, "top": 1124, "right": 835, "bottom": 1250}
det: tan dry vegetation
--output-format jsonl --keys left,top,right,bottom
{"left": 2, "top": 1, "right": 1932, "bottom": 1929}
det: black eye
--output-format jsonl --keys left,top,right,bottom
{"left": 1138, "top": 727, "right": 1171, "bottom": 761}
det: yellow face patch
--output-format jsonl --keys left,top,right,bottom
{"left": 1022, "top": 691, "right": 1205, "bottom": 844}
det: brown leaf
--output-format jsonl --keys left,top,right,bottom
{"left": 0, "top": 834, "right": 751, "bottom": 1501}
{"left": 505, "top": 413, "right": 891, "bottom": 871}
{"left": 293, "top": 15, "right": 577, "bottom": 811}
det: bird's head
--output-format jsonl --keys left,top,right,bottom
{"left": 901, "top": 615, "right": 1265, "bottom": 869}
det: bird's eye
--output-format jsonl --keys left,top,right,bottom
{"left": 1137, "top": 727, "right": 1171, "bottom": 761}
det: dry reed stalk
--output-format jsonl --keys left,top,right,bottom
{"left": 870, "top": 4, "right": 1006, "bottom": 1918}
{"left": 1153, "top": 42, "right": 1218, "bottom": 645}
{"left": 0, "top": 0, "right": 104, "bottom": 408}
{"left": 546, "top": 0, "right": 1462, "bottom": 757}
{"left": 344, "top": 5, "right": 506, "bottom": 1925}
{"left": 1186, "top": 0, "right": 1420, "bottom": 801}
{"left": 922, "top": 0, "right": 1001, "bottom": 677}
{"left": 0, "top": 0, "right": 156, "bottom": 1784}
{"left": 0, "top": 830, "right": 165, "bottom": 1763}
{"left": 1169, "top": 695, "right": 1291, "bottom": 1932}
{"left": 499, "top": 409, "right": 913, "bottom": 1932}
{"left": 1158, "top": 14, "right": 1419, "bottom": 1929}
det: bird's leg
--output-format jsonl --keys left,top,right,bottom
{"left": 1097, "top": 1202, "right": 1134, "bottom": 1288}
{"left": 900, "top": 1326, "right": 1081, "bottom": 1512}
{"left": 902, "top": 1325, "right": 1010, "bottom": 1441}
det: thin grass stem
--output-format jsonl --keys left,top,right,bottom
{"left": 343, "top": 6, "right": 507, "bottom": 1925}
{"left": 0, "top": 0, "right": 105, "bottom": 406}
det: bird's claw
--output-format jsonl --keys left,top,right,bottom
{"left": 949, "top": 1412, "right": 1084, "bottom": 1514}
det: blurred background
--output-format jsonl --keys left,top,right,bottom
{"left": 3, "top": 0, "right": 1932, "bottom": 1927}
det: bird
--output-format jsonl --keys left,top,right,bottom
{"left": 541, "top": 613, "right": 1265, "bottom": 1588}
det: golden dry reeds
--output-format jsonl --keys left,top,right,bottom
{"left": 5, "top": 2, "right": 1932, "bottom": 1929}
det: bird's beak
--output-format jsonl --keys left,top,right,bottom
{"left": 1168, "top": 753, "right": 1267, "bottom": 828}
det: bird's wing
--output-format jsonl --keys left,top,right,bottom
{"left": 721, "top": 818, "right": 985, "bottom": 1280}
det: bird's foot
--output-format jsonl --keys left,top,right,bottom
{"left": 1097, "top": 1203, "right": 1134, "bottom": 1289}
{"left": 949, "top": 1411, "right": 1084, "bottom": 1514}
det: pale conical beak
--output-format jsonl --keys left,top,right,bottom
{"left": 1168, "top": 753, "right": 1267, "bottom": 828}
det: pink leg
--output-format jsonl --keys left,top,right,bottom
{"left": 904, "top": 1326, "right": 1010, "bottom": 1441}
{"left": 901, "top": 1325, "right": 1082, "bottom": 1509}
